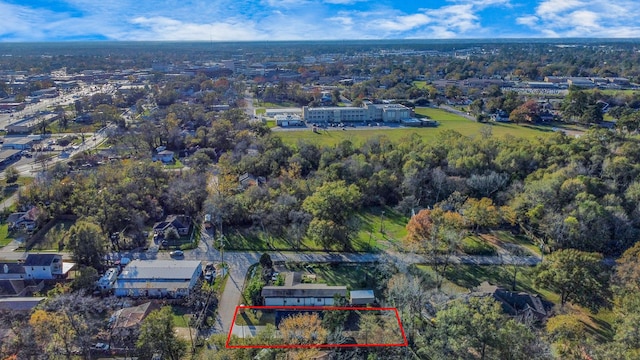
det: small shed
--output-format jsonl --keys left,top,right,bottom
{"left": 350, "top": 289, "right": 375, "bottom": 305}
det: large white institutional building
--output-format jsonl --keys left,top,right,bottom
{"left": 302, "top": 102, "right": 412, "bottom": 124}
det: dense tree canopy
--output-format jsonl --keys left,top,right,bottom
{"left": 535, "top": 249, "right": 610, "bottom": 311}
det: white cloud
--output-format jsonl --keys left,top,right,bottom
{"left": 262, "top": 0, "right": 309, "bottom": 8}
{"left": 363, "top": 3, "right": 487, "bottom": 38}
{"left": 374, "top": 14, "right": 431, "bottom": 32}
{"left": 536, "top": 0, "right": 584, "bottom": 16}
{"left": 515, "top": 0, "right": 640, "bottom": 38}
{"left": 328, "top": 16, "right": 354, "bottom": 26}
{"left": 516, "top": 15, "right": 538, "bottom": 26}
{"left": 128, "top": 17, "right": 264, "bottom": 41}
{"left": 447, "top": 0, "right": 511, "bottom": 7}
{"left": 6, "top": 0, "right": 640, "bottom": 41}
{"left": 323, "top": 0, "right": 368, "bottom": 4}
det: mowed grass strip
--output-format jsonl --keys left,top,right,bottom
{"left": 274, "top": 107, "right": 551, "bottom": 147}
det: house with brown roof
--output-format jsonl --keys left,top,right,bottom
{"left": 110, "top": 301, "right": 161, "bottom": 346}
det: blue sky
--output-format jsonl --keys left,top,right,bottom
{"left": 2, "top": 0, "right": 640, "bottom": 41}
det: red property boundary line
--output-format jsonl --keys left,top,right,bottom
{"left": 226, "top": 305, "right": 408, "bottom": 349}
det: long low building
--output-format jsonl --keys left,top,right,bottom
{"left": 114, "top": 259, "right": 202, "bottom": 298}
{"left": 262, "top": 284, "right": 347, "bottom": 306}
{"left": 302, "top": 102, "right": 412, "bottom": 124}
{"left": 2, "top": 136, "right": 35, "bottom": 150}
{"left": 0, "top": 149, "right": 21, "bottom": 166}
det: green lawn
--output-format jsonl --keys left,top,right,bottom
{"left": 354, "top": 206, "right": 408, "bottom": 251}
{"left": 163, "top": 159, "right": 184, "bottom": 169}
{"left": 412, "top": 81, "right": 428, "bottom": 89}
{"left": 235, "top": 308, "right": 275, "bottom": 326}
{"left": 171, "top": 306, "right": 193, "bottom": 327}
{"left": 224, "top": 228, "right": 322, "bottom": 251}
{"left": 275, "top": 107, "right": 552, "bottom": 147}
{"left": 47, "top": 120, "right": 100, "bottom": 134}
{"left": 255, "top": 101, "right": 298, "bottom": 108}
{"left": 286, "top": 263, "right": 379, "bottom": 290}
{"left": 491, "top": 230, "right": 541, "bottom": 256}
{"left": 587, "top": 89, "right": 639, "bottom": 96}
{"left": 460, "top": 235, "right": 497, "bottom": 255}
{"left": 0, "top": 224, "right": 14, "bottom": 247}
{"left": 31, "top": 219, "right": 77, "bottom": 251}
{"left": 225, "top": 206, "right": 407, "bottom": 252}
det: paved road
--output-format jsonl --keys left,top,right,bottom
{"left": 437, "top": 104, "right": 477, "bottom": 121}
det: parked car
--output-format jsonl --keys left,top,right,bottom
{"left": 92, "top": 343, "right": 109, "bottom": 351}
{"left": 170, "top": 250, "right": 184, "bottom": 257}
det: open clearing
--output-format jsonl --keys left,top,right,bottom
{"left": 274, "top": 107, "right": 558, "bottom": 147}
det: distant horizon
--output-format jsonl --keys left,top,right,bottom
{"left": 3, "top": 1, "right": 640, "bottom": 42}
{"left": 1, "top": 38, "right": 640, "bottom": 44}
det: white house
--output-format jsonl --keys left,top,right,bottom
{"left": 23, "top": 254, "right": 72, "bottom": 280}
{"left": 261, "top": 284, "right": 347, "bottom": 306}
{"left": 114, "top": 259, "right": 202, "bottom": 298}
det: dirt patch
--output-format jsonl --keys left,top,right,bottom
{"left": 174, "top": 327, "right": 195, "bottom": 341}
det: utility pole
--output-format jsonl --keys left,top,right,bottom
{"left": 379, "top": 210, "right": 385, "bottom": 233}
{"left": 219, "top": 235, "right": 225, "bottom": 267}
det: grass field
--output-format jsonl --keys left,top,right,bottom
{"left": 284, "top": 263, "right": 379, "bottom": 290}
{"left": 225, "top": 206, "right": 407, "bottom": 252}
{"left": 171, "top": 306, "right": 193, "bottom": 327}
{"left": 412, "top": 81, "right": 428, "bottom": 89}
{"left": 31, "top": 219, "right": 76, "bottom": 250}
{"left": 0, "top": 224, "right": 14, "bottom": 247}
{"left": 274, "top": 107, "right": 554, "bottom": 147}
{"left": 353, "top": 206, "right": 407, "bottom": 251}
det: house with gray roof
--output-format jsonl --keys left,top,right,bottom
{"left": 23, "top": 253, "right": 73, "bottom": 279}
{"left": 471, "top": 281, "right": 553, "bottom": 323}
{"left": 153, "top": 215, "right": 191, "bottom": 237}
{"left": 114, "top": 259, "right": 202, "bottom": 298}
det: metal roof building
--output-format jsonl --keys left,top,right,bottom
{"left": 114, "top": 259, "right": 202, "bottom": 298}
